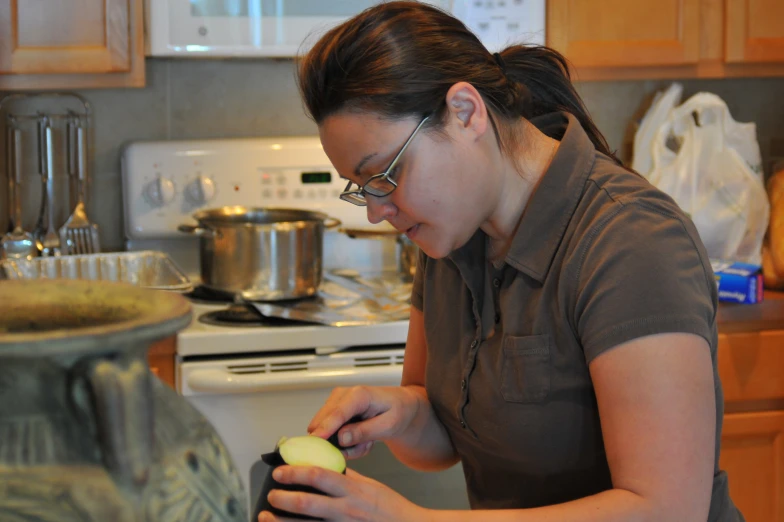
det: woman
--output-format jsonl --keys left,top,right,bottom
{"left": 259, "top": 2, "right": 743, "bottom": 521}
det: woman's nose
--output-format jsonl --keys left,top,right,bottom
{"left": 366, "top": 196, "right": 397, "bottom": 224}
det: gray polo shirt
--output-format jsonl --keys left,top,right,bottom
{"left": 411, "top": 112, "right": 742, "bottom": 521}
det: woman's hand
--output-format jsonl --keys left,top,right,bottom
{"left": 258, "top": 466, "right": 426, "bottom": 522}
{"left": 307, "top": 385, "right": 421, "bottom": 459}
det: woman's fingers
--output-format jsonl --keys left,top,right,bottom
{"left": 307, "top": 388, "right": 350, "bottom": 434}
{"left": 265, "top": 489, "right": 332, "bottom": 520}
{"left": 308, "top": 387, "right": 374, "bottom": 441}
{"left": 262, "top": 466, "right": 349, "bottom": 521}
{"left": 258, "top": 511, "right": 300, "bottom": 522}
{"left": 343, "top": 440, "right": 374, "bottom": 460}
{"left": 271, "top": 465, "right": 348, "bottom": 497}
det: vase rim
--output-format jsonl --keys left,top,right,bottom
{"left": 0, "top": 279, "right": 192, "bottom": 356}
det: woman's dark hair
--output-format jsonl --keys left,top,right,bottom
{"left": 297, "top": 1, "right": 620, "bottom": 164}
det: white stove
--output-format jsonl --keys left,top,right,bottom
{"left": 120, "top": 136, "right": 468, "bottom": 518}
{"left": 121, "top": 135, "right": 411, "bottom": 351}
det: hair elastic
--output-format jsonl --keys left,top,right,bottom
{"left": 493, "top": 52, "right": 507, "bottom": 73}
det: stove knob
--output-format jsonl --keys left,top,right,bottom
{"left": 144, "top": 176, "right": 176, "bottom": 207}
{"left": 185, "top": 175, "right": 216, "bottom": 205}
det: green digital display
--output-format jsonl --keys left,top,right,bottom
{"left": 301, "top": 172, "right": 332, "bottom": 184}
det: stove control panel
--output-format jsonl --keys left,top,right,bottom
{"left": 122, "top": 137, "right": 379, "bottom": 238}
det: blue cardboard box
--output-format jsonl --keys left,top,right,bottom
{"left": 710, "top": 260, "right": 763, "bottom": 304}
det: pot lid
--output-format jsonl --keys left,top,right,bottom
{"left": 194, "top": 206, "right": 329, "bottom": 226}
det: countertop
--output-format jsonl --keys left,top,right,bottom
{"left": 718, "top": 290, "right": 784, "bottom": 333}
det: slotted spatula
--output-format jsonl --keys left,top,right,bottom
{"left": 59, "top": 116, "right": 100, "bottom": 255}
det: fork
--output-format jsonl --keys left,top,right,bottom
{"left": 59, "top": 116, "right": 100, "bottom": 255}
{"left": 39, "top": 117, "right": 61, "bottom": 257}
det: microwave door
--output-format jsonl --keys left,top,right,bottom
{"left": 146, "top": 0, "right": 454, "bottom": 57}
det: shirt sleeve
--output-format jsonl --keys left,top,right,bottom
{"left": 573, "top": 201, "right": 718, "bottom": 363}
{"left": 411, "top": 247, "right": 428, "bottom": 311}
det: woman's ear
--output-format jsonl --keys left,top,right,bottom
{"left": 444, "top": 82, "right": 490, "bottom": 138}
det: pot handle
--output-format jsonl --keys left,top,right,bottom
{"left": 177, "top": 223, "right": 216, "bottom": 238}
{"left": 323, "top": 217, "right": 342, "bottom": 229}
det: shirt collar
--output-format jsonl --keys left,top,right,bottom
{"left": 504, "top": 112, "right": 597, "bottom": 282}
{"left": 447, "top": 112, "right": 598, "bottom": 283}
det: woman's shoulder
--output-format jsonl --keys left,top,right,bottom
{"left": 576, "top": 152, "right": 693, "bottom": 235}
{"left": 566, "top": 152, "right": 714, "bottom": 293}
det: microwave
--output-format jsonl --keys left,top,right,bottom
{"left": 145, "top": 0, "right": 545, "bottom": 58}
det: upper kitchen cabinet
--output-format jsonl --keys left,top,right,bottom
{"left": 0, "top": 0, "right": 144, "bottom": 90}
{"left": 547, "top": 0, "right": 701, "bottom": 69}
{"left": 726, "top": 0, "right": 784, "bottom": 63}
{"left": 548, "top": 0, "right": 784, "bottom": 80}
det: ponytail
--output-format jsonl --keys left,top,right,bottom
{"left": 499, "top": 45, "right": 620, "bottom": 164}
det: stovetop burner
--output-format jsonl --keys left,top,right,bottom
{"left": 199, "top": 303, "right": 320, "bottom": 327}
{"left": 185, "top": 285, "right": 238, "bottom": 305}
{"left": 198, "top": 302, "right": 316, "bottom": 328}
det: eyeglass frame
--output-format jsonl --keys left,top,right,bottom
{"left": 339, "top": 114, "right": 431, "bottom": 206}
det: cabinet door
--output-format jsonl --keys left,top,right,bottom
{"left": 0, "top": 0, "right": 131, "bottom": 74}
{"left": 721, "top": 411, "right": 784, "bottom": 522}
{"left": 547, "top": 0, "right": 701, "bottom": 68}
{"left": 148, "top": 336, "right": 177, "bottom": 389}
{"left": 726, "top": 0, "right": 784, "bottom": 63}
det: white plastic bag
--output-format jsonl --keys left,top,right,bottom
{"left": 631, "top": 82, "right": 683, "bottom": 175}
{"left": 641, "top": 92, "right": 768, "bottom": 265}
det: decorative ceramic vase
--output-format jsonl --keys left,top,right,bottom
{"left": 0, "top": 280, "right": 248, "bottom": 522}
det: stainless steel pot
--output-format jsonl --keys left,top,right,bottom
{"left": 341, "top": 228, "right": 419, "bottom": 282}
{"left": 178, "top": 207, "right": 340, "bottom": 301}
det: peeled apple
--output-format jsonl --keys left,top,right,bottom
{"left": 252, "top": 435, "right": 347, "bottom": 521}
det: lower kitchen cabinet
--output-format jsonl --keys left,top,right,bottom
{"left": 719, "top": 330, "right": 784, "bottom": 521}
{"left": 147, "top": 335, "right": 176, "bottom": 389}
{"left": 721, "top": 411, "right": 784, "bottom": 521}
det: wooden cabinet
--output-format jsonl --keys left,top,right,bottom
{"left": 148, "top": 335, "right": 177, "bottom": 389}
{"left": 0, "top": 0, "right": 144, "bottom": 90}
{"left": 547, "top": 0, "right": 701, "bottom": 68}
{"left": 721, "top": 411, "right": 784, "bottom": 521}
{"left": 726, "top": 0, "right": 784, "bottom": 63}
{"left": 547, "top": 0, "right": 784, "bottom": 80}
{"left": 719, "top": 330, "right": 784, "bottom": 521}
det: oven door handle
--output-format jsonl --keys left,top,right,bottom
{"left": 185, "top": 366, "right": 404, "bottom": 394}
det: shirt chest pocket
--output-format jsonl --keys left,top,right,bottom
{"left": 501, "top": 334, "right": 551, "bottom": 403}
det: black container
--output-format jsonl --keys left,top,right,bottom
{"left": 252, "top": 450, "right": 335, "bottom": 521}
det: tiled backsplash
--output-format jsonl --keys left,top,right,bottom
{"left": 2, "top": 58, "right": 783, "bottom": 251}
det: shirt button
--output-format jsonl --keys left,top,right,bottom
{"left": 460, "top": 420, "right": 467, "bottom": 428}
{"left": 493, "top": 278, "right": 501, "bottom": 288}
{"left": 470, "top": 339, "right": 478, "bottom": 348}
{"left": 460, "top": 379, "right": 466, "bottom": 390}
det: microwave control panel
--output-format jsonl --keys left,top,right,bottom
{"left": 452, "top": 0, "right": 546, "bottom": 50}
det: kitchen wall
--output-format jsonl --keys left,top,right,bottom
{"left": 3, "top": 58, "right": 784, "bottom": 251}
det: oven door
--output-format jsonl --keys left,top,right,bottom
{"left": 178, "top": 346, "right": 470, "bottom": 517}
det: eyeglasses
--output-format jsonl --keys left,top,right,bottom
{"left": 339, "top": 115, "right": 430, "bottom": 206}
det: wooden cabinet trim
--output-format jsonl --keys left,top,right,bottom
{"left": 724, "top": 410, "right": 784, "bottom": 435}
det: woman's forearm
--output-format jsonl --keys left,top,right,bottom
{"left": 385, "top": 384, "right": 460, "bottom": 472}
{"left": 422, "top": 488, "right": 685, "bottom": 522}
